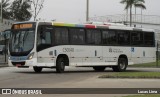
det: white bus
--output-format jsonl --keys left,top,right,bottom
{"left": 8, "top": 21, "right": 156, "bottom": 73}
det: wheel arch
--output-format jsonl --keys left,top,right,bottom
{"left": 56, "top": 54, "right": 69, "bottom": 66}
{"left": 112, "top": 54, "right": 128, "bottom": 72}
{"left": 118, "top": 54, "right": 128, "bottom": 65}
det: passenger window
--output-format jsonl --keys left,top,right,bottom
{"left": 131, "top": 31, "right": 143, "bottom": 46}
{"left": 118, "top": 31, "right": 130, "bottom": 45}
{"left": 102, "top": 30, "right": 117, "bottom": 45}
{"left": 55, "top": 28, "right": 69, "bottom": 45}
{"left": 87, "top": 29, "right": 101, "bottom": 45}
{"left": 144, "top": 32, "right": 154, "bottom": 47}
{"left": 70, "top": 28, "right": 85, "bottom": 45}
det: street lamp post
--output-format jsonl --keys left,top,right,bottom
{"left": 86, "top": 0, "right": 89, "bottom": 22}
{"left": 141, "top": 7, "right": 142, "bottom": 28}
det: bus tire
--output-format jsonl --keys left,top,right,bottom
{"left": 93, "top": 66, "right": 106, "bottom": 71}
{"left": 33, "top": 67, "right": 43, "bottom": 73}
{"left": 112, "top": 58, "right": 127, "bottom": 72}
{"left": 56, "top": 57, "right": 65, "bottom": 73}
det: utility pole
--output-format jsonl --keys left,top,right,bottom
{"left": 1, "top": 0, "right": 2, "bottom": 23}
{"left": 4, "top": 33, "right": 6, "bottom": 63}
{"left": 141, "top": 7, "right": 143, "bottom": 28}
{"left": 156, "top": 41, "right": 159, "bottom": 67}
{"left": 86, "top": 0, "right": 89, "bottom": 22}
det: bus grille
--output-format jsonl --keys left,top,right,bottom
{"left": 12, "top": 62, "right": 25, "bottom": 66}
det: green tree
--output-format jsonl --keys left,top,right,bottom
{"left": 0, "top": 0, "right": 10, "bottom": 19}
{"left": 10, "top": 0, "right": 32, "bottom": 21}
{"left": 120, "top": 0, "right": 146, "bottom": 26}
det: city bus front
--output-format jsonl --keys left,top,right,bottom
{"left": 8, "top": 22, "right": 37, "bottom": 68}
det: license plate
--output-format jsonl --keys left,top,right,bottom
{"left": 16, "top": 64, "right": 22, "bottom": 67}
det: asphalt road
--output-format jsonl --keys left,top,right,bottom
{"left": 0, "top": 67, "right": 160, "bottom": 97}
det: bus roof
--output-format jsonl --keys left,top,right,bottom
{"left": 52, "top": 22, "right": 155, "bottom": 32}
{"left": 12, "top": 21, "right": 155, "bottom": 32}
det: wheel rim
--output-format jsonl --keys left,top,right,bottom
{"left": 120, "top": 62, "right": 126, "bottom": 70}
{"left": 60, "top": 61, "right": 65, "bottom": 70}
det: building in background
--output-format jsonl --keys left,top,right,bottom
{"left": 0, "top": 19, "right": 15, "bottom": 31}
{"left": 0, "top": 19, "right": 15, "bottom": 41}
{"left": 89, "top": 14, "right": 160, "bottom": 40}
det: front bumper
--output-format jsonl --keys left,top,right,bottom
{"left": 8, "top": 58, "right": 37, "bottom": 67}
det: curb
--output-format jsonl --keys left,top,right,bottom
{"left": 0, "top": 63, "right": 8, "bottom": 68}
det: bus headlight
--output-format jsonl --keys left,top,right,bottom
{"left": 28, "top": 52, "right": 35, "bottom": 60}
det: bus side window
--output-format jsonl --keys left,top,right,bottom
{"left": 118, "top": 31, "right": 130, "bottom": 45}
{"left": 69, "top": 28, "right": 85, "bottom": 45}
{"left": 144, "top": 32, "right": 154, "bottom": 47}
{"left": 131, "top": 31, "right": 143, "bottom": 46}
{"left": 86, "top": 29, "right": 101, "bottom": 45}
{"left": 54, "top": 27, "right": 69, "bottom": 45}
{"left": 102, "top": 30, "right": 117, "bottom": 45}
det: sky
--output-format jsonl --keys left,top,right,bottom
{"left": 35, "top": 0, "right": 160, "bottom": 23}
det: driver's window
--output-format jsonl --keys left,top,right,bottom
{"left": 37, "top": 26, "right": 52, "bottom": 51}
{"left": 38, "top": 26, "right": 52, "bottom": 45}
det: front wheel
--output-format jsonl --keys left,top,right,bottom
{"left": 33, "top": 67, "right": 43, "bottom": 73}
{"left": 56, "top": 57, "right": 65, "bottom": 73}
{"left": 112, "top": 58, "right": 128, "bottom": 72}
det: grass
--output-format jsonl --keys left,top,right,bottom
{"left": 129, "top": 62, "right": 159, "bottom": 68}
{"left": 99, "top": 72, "right": 160, "bottom": 79}
{"left": 123, "top": 95, "right": 160, "bottom": 97}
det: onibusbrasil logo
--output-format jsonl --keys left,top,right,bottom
{"left": 1, "top": 89, "right": 42, "bottom": 95}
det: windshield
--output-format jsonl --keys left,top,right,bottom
{"left": 9, "top": 29, "right": 35, "bottom": 55}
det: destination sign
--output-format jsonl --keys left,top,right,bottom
{"left": 13, "top": 24, "right": 33, "bottom": 29}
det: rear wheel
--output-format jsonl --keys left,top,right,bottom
{"left": 112, "top": 58, "right": 127, "bottom": 72}
{"left": 56, "top": 57, "right": 65, "bottom": 73}
{"left": 93, "top": 66, "right": 106, "bottom": 71}
{"left": 33, "top": 67, "right": 43, "bottom": 73}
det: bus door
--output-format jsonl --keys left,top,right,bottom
{"left": 83, "top": 29, "right": 103, "bottom": 66}
{"left": 131, "top": 31, "right": 144, "bottom": 64}
{"left": 37, "top": 25, "right": 54, "bottom": 67}
{"left": 69, "top": 28, "right": 85, "bottom": 66}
